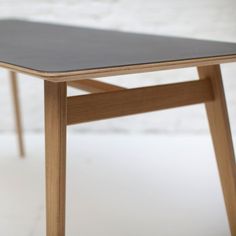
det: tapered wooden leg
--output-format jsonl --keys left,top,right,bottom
{"left": 10, "top": 71, "right": 25, "bottom": 157}
{"left": 198, "top": 65, "right": 236, "bottom": 236}
{"left": 45, "top": 81, "right": 67, "bottom": 236}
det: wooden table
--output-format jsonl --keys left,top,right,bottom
{"left": 1, "top": 19, "right": 236, "bottom": 236}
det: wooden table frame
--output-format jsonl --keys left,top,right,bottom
{"left": 5, "top": 62, "right": 236, "bottom": 236}
{"left": 40, "top": 62, "right": 236, "bottom": 236}
{"left": 2, "top": 19, "right": 236, "bottom": 236}
{"left": 4, "top": 61, "right": 236, "bottom": 236}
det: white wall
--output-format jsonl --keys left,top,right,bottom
{"left": 0, "top": 0, "right": 236, "bottom": 133}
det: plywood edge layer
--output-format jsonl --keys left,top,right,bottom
{"left": 0, "top": 55, "right": 236, "bottom": 82}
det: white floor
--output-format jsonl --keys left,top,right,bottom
{"left": 0, "top": 133, "right": 232, "bottom": 236}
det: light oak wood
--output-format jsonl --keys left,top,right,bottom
{"left": 8, "top": 76, "right": 123, "bottom": 158}
{"left": 45, "top": 81, "right": 67, "bottom": 236}
{"left": 67, "top": 79, "right": 214, "bottom": 125}
{"left": 1, "top": 55, "right": 236, "bottom": 82}
{"left": 2, "top": 19, "right": 236, "bottom": 236}
{"left": 68, "top": 79, "right": 125, "bottom": 93}
{"left": 198, "top": 65, "right": 236, "bottom": 236}
{"left": 10, "top": 71, "right": 25, "bottom": 157}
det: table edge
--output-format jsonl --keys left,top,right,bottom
{"left": 0, "top": 55, "right": 236, "bottom": 82}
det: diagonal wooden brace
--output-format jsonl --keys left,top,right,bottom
{"left": 68, "top": 79, "right": 125, "bottom": 93}
{"left": 67, "top": 79, "right": 214, "bottom": 125}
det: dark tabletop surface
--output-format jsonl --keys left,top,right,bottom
{"left": 0, "top": 19, "right": 236, "bottom": 74}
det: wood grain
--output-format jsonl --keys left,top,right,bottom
{"left": 10, "top": 71, "right": 25, "bottom": 157}
{"left": 198, "top": 65, "right": 236, "bottom": 236}
{"left": 68, "top": 79, "right": 124, "bottom": 93}
{"left": 45, "top": 81, "right": 67, "bottom": 236}
{"left": 67, "top": 79, "right": 214, "bottom": 125}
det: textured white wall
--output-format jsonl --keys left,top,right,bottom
{"left": 0, "top": 0, "right": 236, "bottom": 133}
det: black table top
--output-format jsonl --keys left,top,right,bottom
{"left": 0, "top": 19, "right": 236, "bottom": 75}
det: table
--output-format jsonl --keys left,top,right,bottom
{"left": 1, "top": 19, "right": 236, "bottom": 236}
